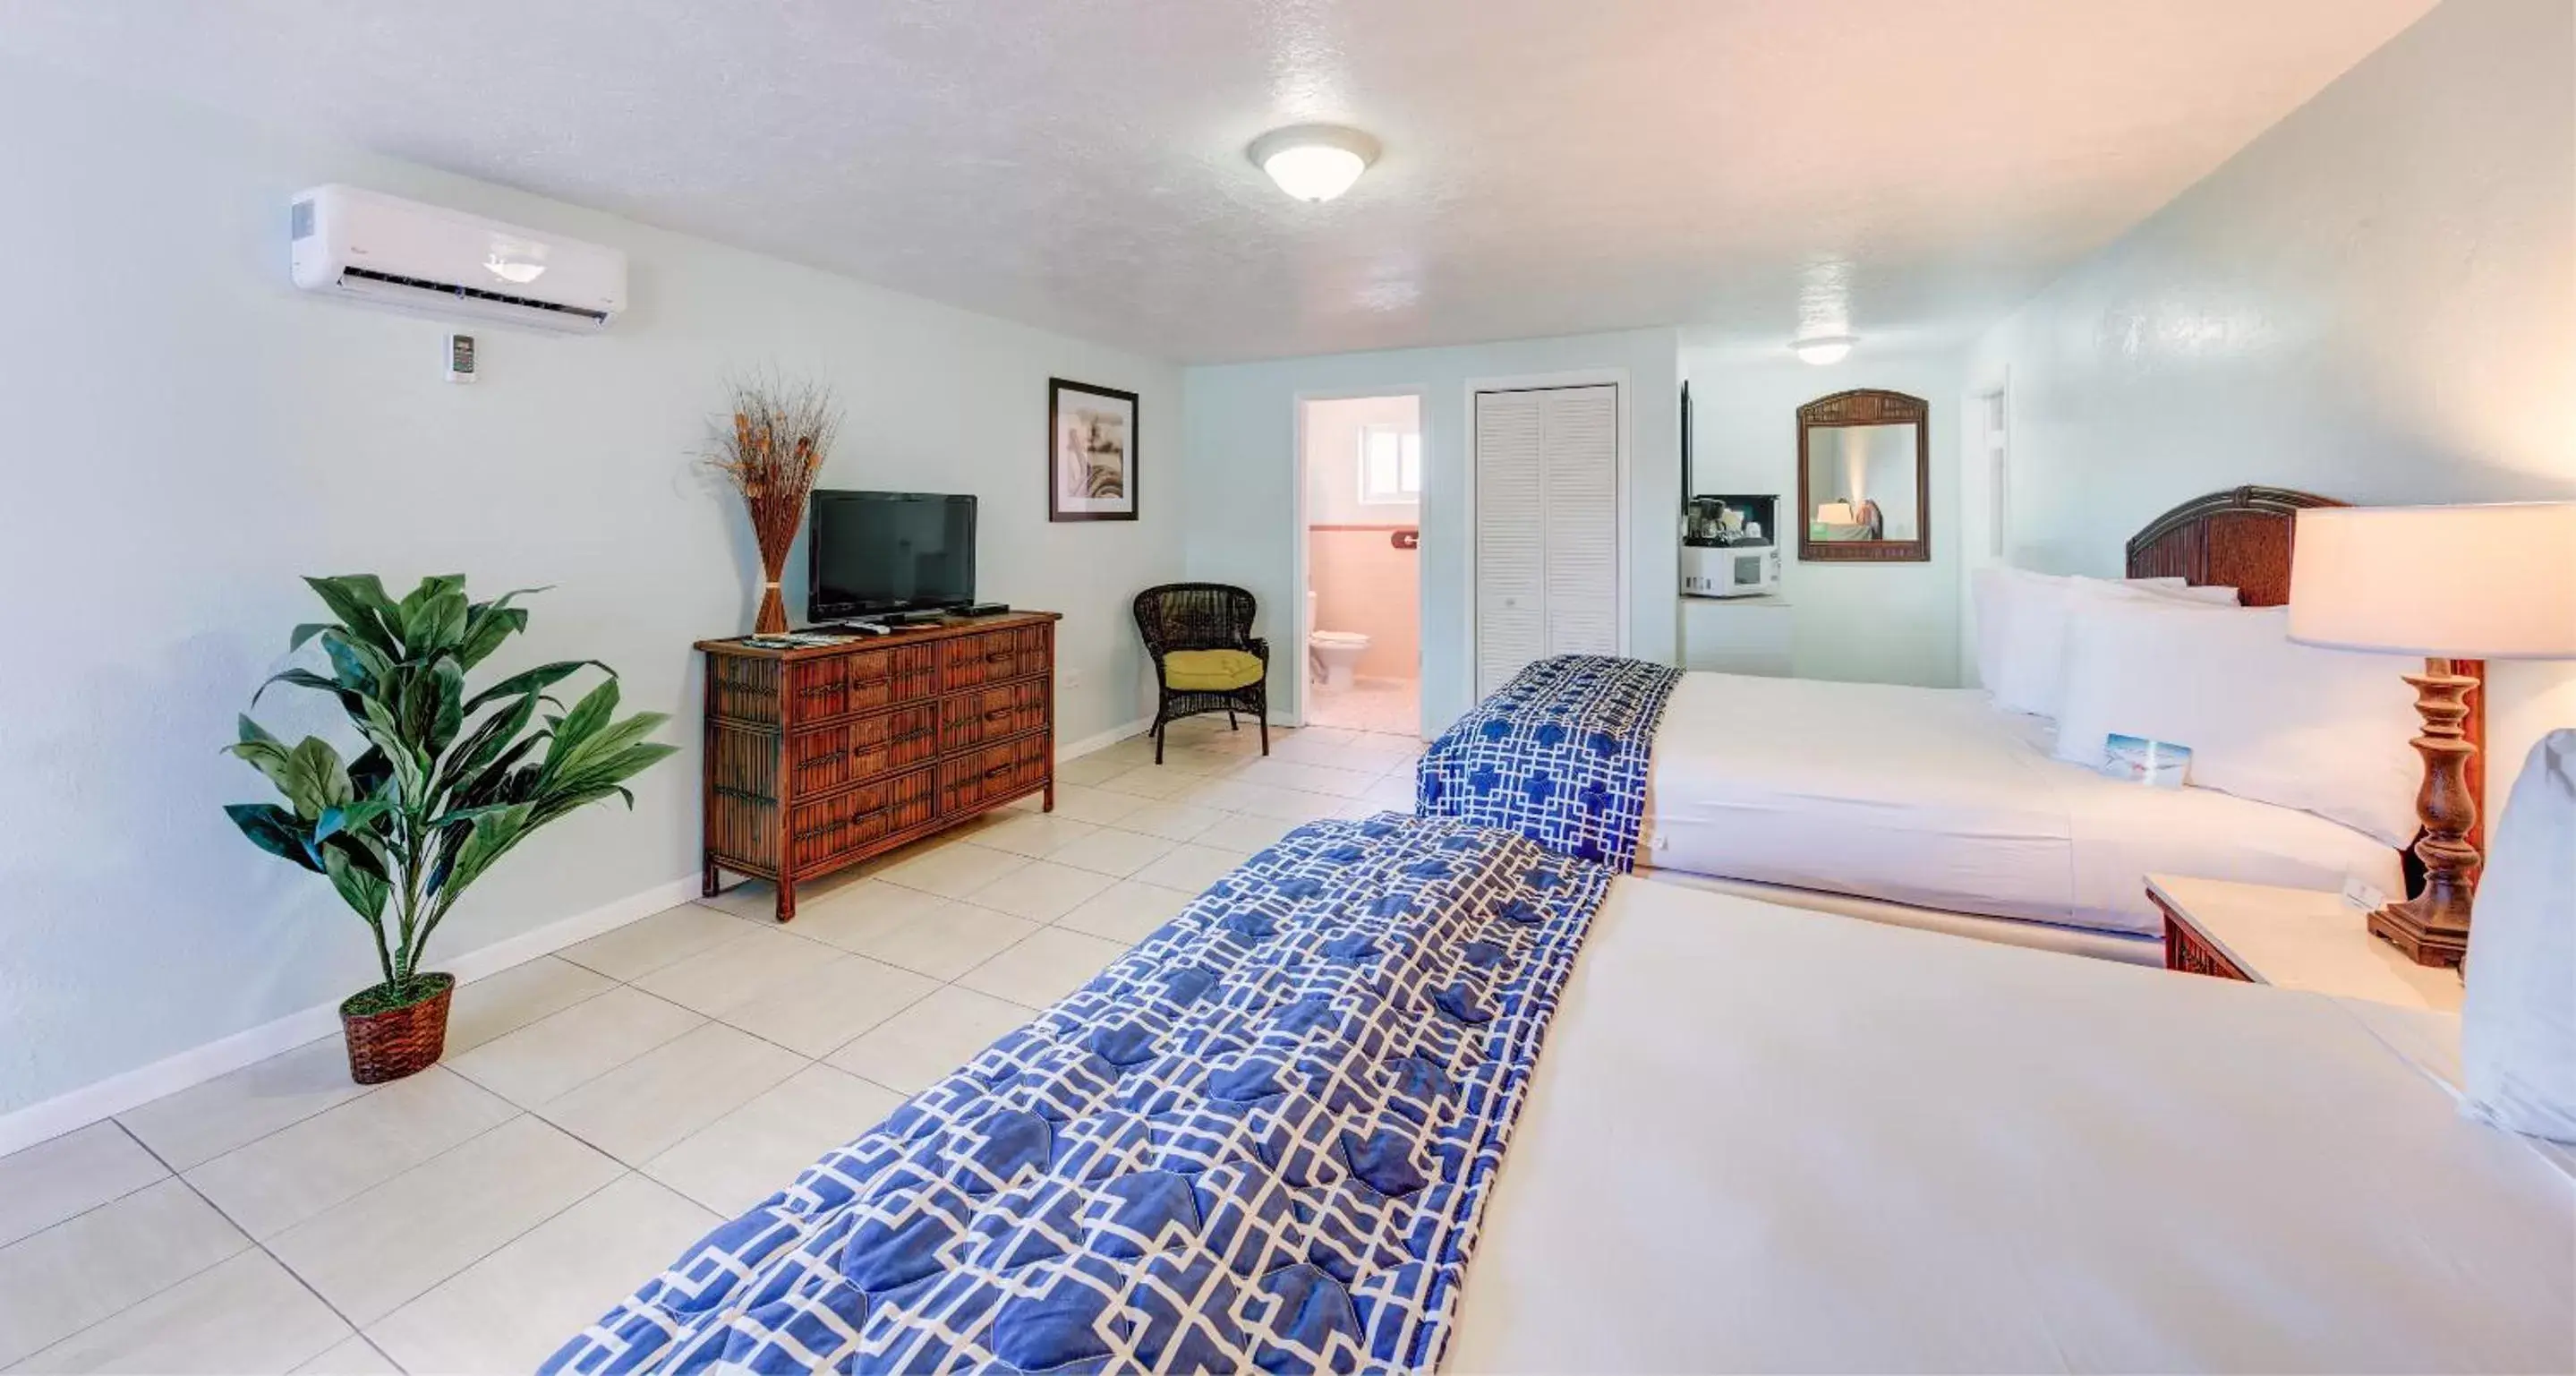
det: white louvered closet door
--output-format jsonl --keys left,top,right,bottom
{"left": 1473, "top": 390, "right": 1546, "bottom": 698}
{"left": 1473, "top": 384, "right": 1620, "bottom": 698}
{"left": 1538, "top": 386, "right": 1620, "bottom": 660}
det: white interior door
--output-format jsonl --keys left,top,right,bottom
{"left": 1473, "top": 382, "right": 1621, "bottom": 697}
{"left": 1473, "top": 390, "right": 1546, "bottom": 698}
{"left": 1539, "top": 385, "right": 1620, "bottom": 658}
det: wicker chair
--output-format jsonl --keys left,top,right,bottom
{"left": 1132, "top": 583, "right": 1269, "bottom": 765}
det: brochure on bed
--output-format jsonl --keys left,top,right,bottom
{"left": 1416, "top": 654, "right": 1683, "bottom": 871}
{"left": 544, "top": 814, "right": 1609, "bottom": 1375}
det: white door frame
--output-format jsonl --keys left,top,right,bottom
{"left": 1290, "top": 386, "right": 1431, "bottom": 732}
{"left": 1461, "top": 369, "right": 1633, "bottom": 698}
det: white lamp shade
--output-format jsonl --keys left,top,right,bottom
{"left": 1814, "top": 501, "right": 1856, "bottom": 524}
{"left": 2287, "top": 502, "right": 2576, "bottom": 659}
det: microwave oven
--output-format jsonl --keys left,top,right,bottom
{"left": 1681, "top": 542, "right": 1780, "bottom": 598}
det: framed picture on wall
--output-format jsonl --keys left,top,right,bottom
{"left": 1048, "top": 378, "right": 1139, "bottom": 522}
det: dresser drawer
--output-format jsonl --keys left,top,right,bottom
{"left": 789, "top": 704, "right": 940, "bottom": 793}
{"left": 940, "top": 624, "right": 1052, "bottom": 691}
{"left": 787, "top": 765, "right": 934, "bottom": 875}
{"left": 788, "top": 643, "right": 940, "bottom": 720}
{"left": 940, "top": 679, "right": 1050, "bottom": 755}
{"left": 937, "top": 734, "right": 1050, "bottom": 815}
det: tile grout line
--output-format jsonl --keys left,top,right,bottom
{"left": 22, "top": 1118, "right": 381, "bottom": 1373}
{"left": 7, "top": 724, "right": 1421, "bottom": 1368}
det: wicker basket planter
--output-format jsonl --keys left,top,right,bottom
{"left": 338, "top": 973, "right": 456, "bottom": 1084}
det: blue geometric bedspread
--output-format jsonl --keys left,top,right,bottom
{"left": 1416, "top": 655, "right": 1684, "bottom": 872}
{"left": 543, "top": 812, "right": 1610, "bottom": 1375}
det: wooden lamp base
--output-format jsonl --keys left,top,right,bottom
{"left": 2373, "top": 659, "right": 2480, "bottom": 968}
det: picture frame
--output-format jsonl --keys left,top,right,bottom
{"left": 1048, "top": 378, "right": 1139, "bottom": 522}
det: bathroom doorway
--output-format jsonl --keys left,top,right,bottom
{"left": 1295, "top": 393, "right": 1423, "bottom": 735}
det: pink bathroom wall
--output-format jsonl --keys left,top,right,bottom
{"left": 1308, "top": 527, "right": 1419, "bottom": 679}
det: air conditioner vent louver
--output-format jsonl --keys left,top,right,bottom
{"left": 288, "top": 184, "right": 625, "bottom": 333}
{"left": 337, "top": 266, "right": 611, "bottom": 324}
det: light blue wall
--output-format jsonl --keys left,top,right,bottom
{"left": 1683, "top": 344, "right": 1968, "bottom": 687}
{"left": 1181, "top": 329, "right": 1681, "bottom": 735}
{"left": 1960, "top": 0, "right": 2574, "bottom": 805}
{"left": 0, "top": 57, "right": 1186, "bottom": 1116}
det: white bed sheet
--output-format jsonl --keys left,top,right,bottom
{"left": 1448, "top": 877, "right": 2576, "bottom": 1372}
{"left": 1638, "top": 671, "right": 2403, "bottom": 936}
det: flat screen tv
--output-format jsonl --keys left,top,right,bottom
{"left": 807, "top": 491, "right": 977, "bottom": 620}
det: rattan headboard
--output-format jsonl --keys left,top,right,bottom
{"left": 2123, "top": 485, "right": 2482, "bottom": 862}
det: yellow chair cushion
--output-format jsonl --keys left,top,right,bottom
{"left": 1163, "top": 649, "right": 1265, "bottom": 692}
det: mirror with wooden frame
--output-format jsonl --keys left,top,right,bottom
{"left": 1797, "top": 389, "right": 1930, "bottom": 562}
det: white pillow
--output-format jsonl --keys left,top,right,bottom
{"left": 2051, "top": 596, "right": 2422, "bottom": 847}
{"left": 2461, "top": 730, "right": 2576, "bottom": 1142}
{"left": 1976, "top": 569, "right": 2237, "bottom": 716}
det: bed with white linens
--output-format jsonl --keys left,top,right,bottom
{"left": 1449, "top": 873, "right": 2571, "bottom": 1371}
{"left": 552, "top": 815, "right": 2572, "bottom": 1372}
{"left": 1638, "top": 670, "right": 2405, "bottom": 954}
{"left": 1427, "top": 486, "right": 2452, "bottom": 962}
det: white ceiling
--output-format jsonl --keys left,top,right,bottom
{"left": 0, "top": 0, "right": 2434, "bottom": 363}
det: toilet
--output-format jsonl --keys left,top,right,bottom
{"left": 1305, "top": 590, "right": 1371, "bottom": 690}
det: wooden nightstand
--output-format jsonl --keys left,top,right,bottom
{"left": 2145, "top": 874, "right": 2464, "bottom": 1012}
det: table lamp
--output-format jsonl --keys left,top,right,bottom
{"left": 2287, "top": 501, "right": 2576, "bottom": 966}
{"left": 1814, "top": 501, "right": 1856, "bottom": 525}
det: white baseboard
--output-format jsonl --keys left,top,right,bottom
{"left": 0, "top": 873, "right": 697, "bottom": 1158}
{"left": 1, "top": 716, "right": 1164, "bottom": 1158}
{"left": 1057, "top": 717, "right": 1151, "bottom": 761}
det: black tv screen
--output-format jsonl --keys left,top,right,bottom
{"left": 807, "top": 491, "right": 977, "bottom": 620}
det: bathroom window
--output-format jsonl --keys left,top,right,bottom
{"left": 1358, "top": 425, "right": 1421, "bottom": 504}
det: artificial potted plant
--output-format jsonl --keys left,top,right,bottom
{"left": 225, "top": 575, "right": 676, "bottom": 1083}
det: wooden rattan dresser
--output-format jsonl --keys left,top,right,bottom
{"left": 696, "top": 611, "right": 1060, "bottom": 921}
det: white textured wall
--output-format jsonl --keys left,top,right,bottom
{"left": 1182, "top": 330, "right": 1682, "bottom": 735}
{"left": 1959, "top": 0, "right": 2576, "bottom": 811}
{"left": 1683, "top": 346, "right": 1968, "bottom": 687}
{"left": 0, "top": 59, "right": 1185, "bottom": 1115}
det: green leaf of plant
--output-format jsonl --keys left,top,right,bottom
{"left": 226, "top": 803, "right": 324, "bottom": 873}
{"left": 348, "top": 746, "right": 395, "bottom": 799}
{"left": 303, "top": 575, "right": 402, "bottom": 655}
{"left": 225, "top": 715, "right": 297, "bottom": 793}
{"left": 232, "top": 573, "right": 671, "bottom": 978}
{"left": 289, "top": 622, "right": 333, "bottom": 653}
{"left": 542, "top": 679, "right": 622, "bottom": 776}
{"left": 321, "top": 845, "right": 390, "bottom": 920}
{"left": 250, "top": 667, "right": 347, "bottom": 709}
{"left": 397, "top": 576, "right": 471, "bottom": 655}
{"left": 438, "top": 692, "right": 540, "bottom": 808}
{"left": 456, "top": 586, "right": 545, "bottom": 670}
{"left": 462, "top": 660, "right": 610, "bottom": 714}
{"left": 315, "top": 798, "right": 393, "bottom": 844}
{"left": 320, "top": 829, "right": 390, "bottom": 884}
{"left": 274, "top": 738, "right": 354, "bottom": 820}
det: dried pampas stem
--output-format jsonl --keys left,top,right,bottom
{"left": 704, "top": 373, "right": 838, "bottom": 634}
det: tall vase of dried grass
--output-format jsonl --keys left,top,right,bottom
{"left": 706, "top": 375, "right": 838, "bottom": 635}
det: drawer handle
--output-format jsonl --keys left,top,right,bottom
{"left": 982, "top": 707, "right": 1013, "bottom": 722}
{"left": 798, "top": 749, "right": 849, "bottom": 769}
{"left": 982, "top": 649, "right": 1014, "bottom": 662}
{"left": 980, "top": 764, "right": 1013, "bottom": 780}
{"left": 793, "top": 816, "right": 854, "bottom": 842}
{"left": 897, "top": 730, "right": 938, "bottom": 747}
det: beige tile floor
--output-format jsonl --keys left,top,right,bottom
{"left": 0, "top": 717, "right": 1420, "bottom": 1375}
{"left": 1304, "top": 672, "right": 1420, "bottom": 735}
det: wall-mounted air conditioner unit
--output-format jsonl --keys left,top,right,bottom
{"left": 288, "top": 184, "right": 627, "bottom": 333}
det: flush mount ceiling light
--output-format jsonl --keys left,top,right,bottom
{"left": 1249, "top": 124, "right": 1380, "bottom": 203}
{"left": 1794, "top": 336, "right": 1857, "bottom": 365}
